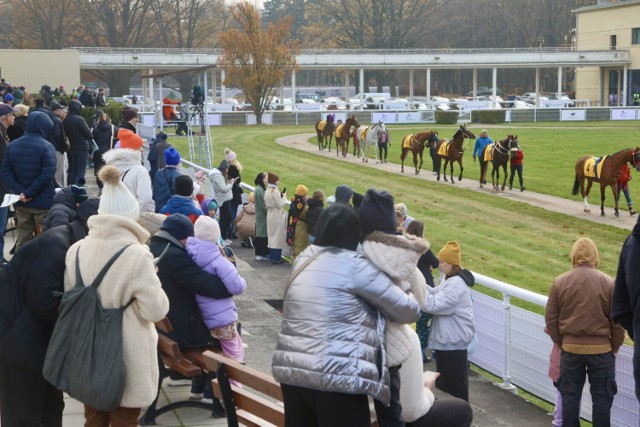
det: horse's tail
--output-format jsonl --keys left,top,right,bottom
{"left": 572, "top": 175, "right": 580, "bottom": 196}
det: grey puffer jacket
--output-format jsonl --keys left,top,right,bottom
{"left": 271, "top": 245, "right": 421, "bottom": 405}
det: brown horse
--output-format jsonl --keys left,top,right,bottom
{"left": 315, "top": 119, "right": 336, "bottom": 151}
{"left": 400, "top": 131, "right": 439, "bottom": 174}
{"left": 334, "top": 116, "right": 360, "bottom": 158}
{"left": 435, "top": 125, "right": 476, "bottom": 183}
{"left": 572, "top": 147, "right": 640, "bottom": 217}
{"left": 487, "top": 135, "right": 519, "bottom": 191}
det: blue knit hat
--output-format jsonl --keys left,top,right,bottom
{"left": 164, "top": 147, "right": 181, "bottom": 166}
{"left": 160, "top": 213, "right": 194, "bottom": 240}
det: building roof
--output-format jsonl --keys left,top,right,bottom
{"left": 574, "top": 0, "right": 640, "bottom": 14}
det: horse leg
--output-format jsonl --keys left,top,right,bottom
{"left": 479, "top": 162, "right": 484, "bottom": 188}
{"left": 413, "top": 153, "right": 419, "bottom": 175}
{"left": 500, "top": 164, "right": 508, "bottom": 191}
{"left": 611, "top": 183, "right": 620, "bottom": 217}
{"left": 600, "top": 184, "right": 608, "bottom": 217}
{"left": 401, "top": 150, "right": 405, "bottom": 173}
{"left": 418, "top": 152, "right": 423, "bottom": 174}
{"left": 583, "top": 180, "right": 592, "bottom": 213}
{"left": 435, "top": 156, "right": 441, "bottom": 181}
{"left": 443, "top": 160, "right": 449, "bottom": 182}
{"left": 457, "top": 159, "right": 463, "bottom": 182}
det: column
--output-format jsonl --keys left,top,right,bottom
{"left": 472, "top": 68, "right": 477, "bottom": 99}
{"left": 211, "top": 69, "right": 217, "bottom": 103}
{"left": 426, "top": 68, "right": 431, "bottom": 100}
{"left": 409, "top": 69, "right": 414, "bottom": 101}
{"left": 344, "top": 70, "right": 349, "bottom": 101}
{"left": 159, "top": 77, "right": 164, "bottom": 130}
{"left": 598, "top": 66, "right": 603, "bottom": 107}
{"left": 535, "top": 68, "right": 541, "bottom": 107}
{"left": 148, "top": 69, "right": 154, "bottom": 116}
{"left": 291, "top": 71, "right": 296, "bottom": 106}
{"left": 492, "top": 67, "right": 497, "bottom": 108}
{"left": 220, "top": 69, "right": 226, "bottom": 103}
{"left": 623, "top": 65, "right": 628, "bottom": 106}
{"left": 359, "top": 68, "right": 364, "bottom": 105}
{"left": 557, "top": 66, "right": 563, "bottom": 98}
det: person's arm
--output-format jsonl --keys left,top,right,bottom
{"left": 472, "top": 140, "right": 479, "bottom": 160}
{"left": 1, "top": 146, "right": 24, "bottom": 194}
{"left": 80, "top": 118, "right": 93, "bottom": 140}
{"left": 422, "top": 279, "right": 464, "bottom": 315}
{"left": 544, "top": 282, "right": 562, "bottom": 344}
{"left": 24, "top": 145, "right": 56, "bottom": 198}
{"left": 170, "top": 251, "right": 233, "bottom": 299}
{"left": 612, "top": 244, "right": 633, "bottom": 338}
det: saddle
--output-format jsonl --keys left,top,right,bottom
{"left": 483, "top": 144, "right": 494, "bottom": 162}
{"left": 335, "top": 124, "right": 345, "bottom": 138}
{"left": 402, "top": 134, "right": 414, "bottom": 149}
{"left": 437, "top": 140, "right": 451, "bottom": 156}
{"left": 583, "top": 156, "right": 608, "bottom": 179}
{"left": 317, "top": 120, "right": 327, "bottom": 132}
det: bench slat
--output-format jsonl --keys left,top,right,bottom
{"left": 155, "top": 318, "right": 173, "bottom": 333}
{"left": 211, "top": 379, "right": 285, "bottom": 426}
{"left": 236, "top": 409, "right": 279, "bottom": 427}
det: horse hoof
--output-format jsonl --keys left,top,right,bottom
{"left": 480, "top": 184, "right": 483, "bottom": 188}
{"left": 437, "top": 177, "right": 441, "bottom": 181}
{"left": 501, "top": 186, "right": 505, "bottom": 191}
{"left": 601, "top": 212, "right": 606, "bottom": 217}
{"left": 458, "top": 177, "right": 462, "bottom": 182}
{"left": 615, "top": 211, "right": 620, "bottom": 218}
{"left": 415, "top": 171, "right": 419, "bottom": 175}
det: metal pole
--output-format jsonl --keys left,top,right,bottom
{"left": 497, "top": 293, "right": 517, "bottom": 393}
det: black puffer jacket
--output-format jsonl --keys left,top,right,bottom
{"left": 42, "top": 187, "right": 77, "bottom": 232}
{"left": 62, "top": 101, "right": 92, "bottom": 152}
{"left": 305, "top": 198, "right": 325, "bottom": 236}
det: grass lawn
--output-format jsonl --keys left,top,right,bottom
{"left": 170, "top": 122, "right": 637, "bottom": 314}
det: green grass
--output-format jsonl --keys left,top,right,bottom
{"left": 169, "top": 123, "right": 634, "bottom": 314}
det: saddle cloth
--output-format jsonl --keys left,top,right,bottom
{"left": 583, "top": 155, "right": 608, "bottom": 179}
{"left": 317, "top": 120, "right": 327, "bottom": 132}
{"left": 483, "top": 144, "right": 494, "bottom": 162}
{"left": 402, "top": 134, "right": 414, "bottom": 149}
{"left": 335, "top": 124, "right": 345, "bottom": 137}
{"left": 437, "top": 140, "right": 451, "bottom": 156}
{"left": 359, "top": 127, "right": 370, "bottom": 141}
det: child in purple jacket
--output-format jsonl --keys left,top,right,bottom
{"left": 186, "top": 215, "right": 247, "bottom": 362}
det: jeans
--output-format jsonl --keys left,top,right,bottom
{"left": 68, "top": 150, "right": 88, "bottom": 186}
{"left": 378, "top": 142, "right": 388, "bottom": 160}
{"left": 0, "top": 206, "right": 7, "bottom": 259}
{"left": 509, "top": 164, "right": 524, "bottom": 188}
{"left": 374, "top": 365, "right": 404, "bottom": 427}
{"left": 558, "top": 351, "right": 616, "bottom": 427}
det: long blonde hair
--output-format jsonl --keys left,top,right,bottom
{"left": 224, "top": 147, "right": 243, "bottom": 173}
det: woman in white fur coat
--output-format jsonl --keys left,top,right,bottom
{"left": 264, "top": 172, "right": 287, "bottom": 264}
{"left": 64, "top": 165, "right": 169, "bottom": 423}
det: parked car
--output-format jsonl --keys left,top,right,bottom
{"left": 548, "top": 93, "right": 575, "bottom": 107}
{"left": 320, "top": 96, "right": 347, "bottom": 110}
{"left": 430, "top": 96, "right": 450, "bottom": 110}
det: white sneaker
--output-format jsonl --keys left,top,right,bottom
{"left": 223, "top": 239, "right": 233, "bottom": 246}
{"left": 189, "top": 392, "right": 203, "bottom": 400}
{"left": 255, "top": 255, "right": 268, "bottom": 261}
{"left": 168, "top": 379, "right": 191, "bottom": 387}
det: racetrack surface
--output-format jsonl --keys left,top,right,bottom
{"left": 277, "top": 133, "right": 637, "bottom": 232}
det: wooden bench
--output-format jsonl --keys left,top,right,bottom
{"left": 139, "top": 318, "right": 225, "bottom": 426}
{"left": 202, "top": 351, "right": 380, "bottom": 427}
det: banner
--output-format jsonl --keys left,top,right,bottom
{"left": 372, "top": 112, "right": 396, "bottom": 124}
{"left": 396, "top": 112, "right": 421, "bottom": 124}
{"left": 611, "top": 109, "right": 637, "bottom": 121}
{"left": 560, "top": 109, "right": 586, "bottom": 121}
{"left": 206, "top": 114, "right": 221, "bottom": 126}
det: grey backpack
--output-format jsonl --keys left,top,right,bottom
{"left": 43, "top": 244, "right": 133, "bottom": 412}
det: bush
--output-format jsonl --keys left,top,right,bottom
{"left": 435, "top": 111, "right": 459, "bottom": 124}
{"left": 472, "top": 109, "right": 506, "bottom": 124}
{"left": 77, "top": 104, "right": 125, "bottom": 126}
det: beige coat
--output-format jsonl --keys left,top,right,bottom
{"left": 235, "top": 202, "right": 256, "bottom": 240}
{"left": 264, "top": 186, "right": 286, "bottom": 249}
{"left": 64, "top": 215, "right": 169, "bottom": 409}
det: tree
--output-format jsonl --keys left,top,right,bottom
{"left": 218, "top": 2, "right": 299, "bottom": 124}
{"left": 5, "top": 0, "right": 79, "bottom": 49}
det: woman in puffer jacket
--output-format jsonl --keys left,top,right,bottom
{"left": 272, "top": 203, "right": 421, "bottom": 427}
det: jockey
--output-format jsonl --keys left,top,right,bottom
{"left": 327, "top": 113, "right": 335, "bottom": 124}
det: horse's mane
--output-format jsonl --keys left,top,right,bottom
{"left": 609, "top": 147, "right": 633, "bottom": 157}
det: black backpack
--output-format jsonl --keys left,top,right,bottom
{"left": 43, "top": 244, "right": 134, "bottom": 412}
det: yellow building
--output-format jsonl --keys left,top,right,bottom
{"left": 575, "top": 0, "right": 640, "bottom": 106}
{"left": 0, "top": 50, "right": 80, "bottom": 97}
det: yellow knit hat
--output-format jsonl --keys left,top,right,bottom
{"left": 438, "top": 241, "right": 461, "bottom": 265}
{"left": 295, "top": 184, "right": 309, "bottom": 196}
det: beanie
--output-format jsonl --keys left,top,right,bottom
{"left": 295, "top": 184, "right": 308, "bottom": 196}
{"left": 69, "top": 99, "right": 83, "bottom": 113}
{"left": 315, "top": 204, "right": 360, "bottom": 251}
{"left": 122, "top": 108, "right": 138, "bottom": 122}
{"left": 267, "top": 172, "right": 279, "bottom": 185}
{"left": 352, "top": 192, "right": 364, "bottom": 208}
{"left": 3, "top": 93, "right": 13, "bottom": 102}
{"left": 438, "top": 241, "right": 461, "bottom": 266}
{"left": 358, "top": 188, "right": 397, "bottom": 235}
{"left": 201, "top": 198, "right": 218, "bottom": 215}
{"left": 74, "top": 198, "right": 100, "bottom": 229}
{"left": 50, "top": 101, "right": 65, "bottom": 112}
{"left": 175, "top": 175, "right": 194, "bottom": 197}
{"left": 194, "top": 215, "right": 221, "bottom": 244}
{"left": 118, "top": 129, "right": 143, "bottom": 150}
{"left": 570, "top": 237, "right": 599, "bottom": 268}
{"left": 224, "top": 148, "right": 237, "bottom": 162}
{"left": 154, "top": 131, "right": 168, "bottom": 142}
{"left": 97, "top": 165, "right": 140, "bottom": 220}
{"left": 160, "top": 213, "right": 194, "bottom": 241}
{"left": 335, "top": 184, "right": 354, "bottom": 203}
{"left": 218, "top": 159, "right": 229, "bottom": 171}
{"left": 164, "top": 147, "right": 181, "bottom": 166}
{"left": 70, "top": 178, "right": 88, "bottom": 204}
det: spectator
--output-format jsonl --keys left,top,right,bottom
{"left": 12, "top": 86, "right": 24, "bottom": 105}
{"left": 41, "top": 180, "right": 88, "bottom": 231}
{"left": 91, "top": 111, "right": 116, "bottom": 191}
{"left": 224, "top": 148, "right": 243, "bottom": 239}
{"left": 264, "top": 172, "right": 286, "bottom": 264}
{"left": 272, "top": 203, "right": 421, "bottom": 427}
{"left": 236, "top": 192, "right": 256, "bottom": 248}
{"left": 78, "top": 87, "right": 95, "bottom": 107}
{"left": 104, "top": 129, "right": 155, "bottom": 215}
{"left": 118, "top": 108, "right": 138, "bottom": 134}
{"left": 3, "top": 93, "right": 13, "bottom": 106}
{"left": 0, "top": 104, "right": 15, "bottom": 262}
{"left": 617, "top": 163, "right": 636, "bottom": 215}
{"left": 160, "top": 175, "right": 203, "bottom": 223}
{"left": 395, "top": 202, "right": 414, "bottom": 231}
{"left": 613, "top": 216, "right": 640, "bottom": 403}
{"left": 148, "top": 132, "right": 171, "bottom": 182}
{"left": 7, "top": 103, "right": 28, "bottom": 141}
{"left": 187, "top": 216, "right": 247, "bottom": 363}
{"left": 62, "top": 100, "right": 92, "bottom": 185}
{"left": 253, "top": 172, "right": 269, "bottom": 261}
{"left": 0, "top": 199, "right": 99, "bottom": 426}
{"left": 509, "top": 146, "right": 526, "bottom": 192}
{"left": 64, "top": 165, "right": 169, "bottom": 423}
{"left": 153, "top": 147, "right": 181, "bottom": 212}
{"left": 176, "top": 102, "right": 190, "bottom": 136}
{"left": 200, "top": 198, "right": 218, "bottom": 220}
{"left": 473, "top": 129, "right": 493, "bottom": 185}
{"left": 1, "top": 111, "right": 56, "bottom": 249}
{"left": 286, "top": 184, "right": 310, "bottom": 261}
{"left": 149, "top": 214, "right": 233, "bottom": 402}
{"left": 545, "top": 237, "right": 625, "bottom": 426}
{"left": 422, "top": 241, "right": 475, "bottom": 402}
{"left": 378, "top": 130, "right": 390, "bottom": 163}
{"left": 305, "top": 190, "right": 325, "bottom": 244}
{"left": 95, "top": 88, "right": 106, "bottom": 108}
{"left": 209, "top": 159, "right": 234, "bottom": 244}
{"left": 49, "top": 102, "right": 69, "bottom": 188}
{"left": 358, "top": 188, "right": 427, "bottom": 425}
{"left": 334, "top": 184, "right": 353, "bottom": 205}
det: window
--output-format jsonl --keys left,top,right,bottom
{"left": 633, "top": 28, "right": 640, "bottom": 45}
{"left": 610, "top": 34, "right": 617, "bottom": 50}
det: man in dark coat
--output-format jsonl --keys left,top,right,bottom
{"left": 1, "top": 111, "right": 56, "bottom": 249}
{"left": 0, "top": 199, "right": 99, "bottom": 426}
{"left": 78, "top": 87, "right": 95, "bottom": 107}
{"left": 62, "top": 100, "right": 92, "bottom": 186}
{"left": 0, "top": 104, "right": 16, "bottom": 264}
{"left": 48, "top": 101, "right": 69, "bottom": 187}
{"left": 613, "top": 216, "right": 640, "bottom": 402}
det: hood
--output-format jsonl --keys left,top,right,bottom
{"left": 571, "top": 237, "right": 599, "bottom": 268}
{"left": 102, "top": 148, "right": 142, "bottom": 167}
{"left": 242, "top": 203, "right": 255, "bottom": 214}
{"left": 53, "top": 187, "right": 76, "bottom": 209}
{"left": 164, "top": 195, "right": 201, "bottom": 213}
{"left": 74, "top": 199, "right": 100, "bottom": 229}
{"left": 185, "top": 237, "right": 221, "bottom": 267}
{"left": 69, "top": 100, "right": 83, "bottom": 114}
{"left": 459, "top": 268, "right": 475, "bottom": 287}
{"left": 25, "top": 111, "right": 53, "bottom": 138}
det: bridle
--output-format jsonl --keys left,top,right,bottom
{"left": 494, "top": 136, "right": 517, "bottom": 156}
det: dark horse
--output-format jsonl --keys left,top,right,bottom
{"left": 435, "top": 125, "right": 477, "bottom": 183}
{"left": 572, "top": 147, "right": 640, "bottom": 217}
{"left": 400, "top": 131, "right": 439, "bottom": 174}
{"left": 486, "top": 135, "right": 519, "bottom": 191}
{"left": 335, "top": 116, "right": 360, "bottom": 158}
{"left": 315, "top": 119, "right": 336, "bottom": 151}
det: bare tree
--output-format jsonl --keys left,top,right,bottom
{"left": 5, "top": 0, "right": 79, "bottom": 49}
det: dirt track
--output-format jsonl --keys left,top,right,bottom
{"left": 276, "top": 133, "right": 637, "bottom": 232}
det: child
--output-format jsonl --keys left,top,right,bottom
{"left": 186, "top": 216, "right": 247, "bottom": 363}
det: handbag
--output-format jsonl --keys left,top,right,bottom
{"left": 89, "top": 138, "right": 99, "bottom": 155}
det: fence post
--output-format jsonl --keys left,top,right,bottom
{"left": 496, "top": 293, "right": 517, "bottom": 393}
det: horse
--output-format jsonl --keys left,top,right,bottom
{"left": 334, "top": 116, "right": 360, "bottom": 158}
{"left": 356, "top": 121, "right": 387, "bottom": 163}
{"left": 314, "top": 118, "right": 336, "bottom": 151}
{"left": 400, "top": 131, "right": 439, "bottom": 174}
{"left": 434, "top": 125, "right": 477, "bottom": 183}
{"left": 487, "top": 135, "right": 519, "bottom": 191}
{"left": 572, "top": 147, "right": 640, "bottom": 217}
